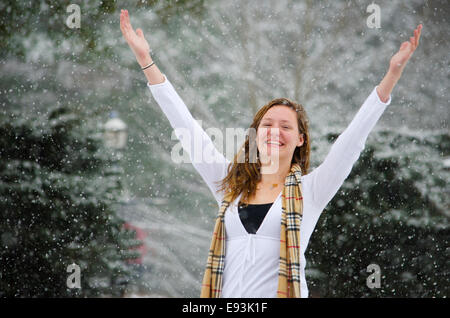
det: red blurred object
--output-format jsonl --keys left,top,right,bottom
{"left": 123, "top": 222, "right": 148, "bottom": 265}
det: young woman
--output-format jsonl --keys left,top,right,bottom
{"left": 120, "top": 9, "right": 422, "bottom": 298}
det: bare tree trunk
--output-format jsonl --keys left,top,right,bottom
{"left": 238, "top": 1, "right": 259, "bottom": 114}
{"left": 294, "top": 0, "right": 314, "bottom": 102}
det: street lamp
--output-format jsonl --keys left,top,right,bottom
{"left": 103, "top": 110, "right": 130, "bottom": 200}
{"left": 104, "top": 111, "right": 128, "bottom": 149}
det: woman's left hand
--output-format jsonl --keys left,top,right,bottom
{"left": 376, "top": 24, "right": 423, "bottom": 102}
{"left": 388, "top": 24, "right": 422, "bottom": 78}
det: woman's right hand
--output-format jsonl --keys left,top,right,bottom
{"left": 120, "top": 9, "right": 152, "bottom": 67}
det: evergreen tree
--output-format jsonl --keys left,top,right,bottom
{"left": 0, "top": 106, "right": 141, "bottom": 297}
{"left": 306, "top": 129, "right": 449, "bottom": 297}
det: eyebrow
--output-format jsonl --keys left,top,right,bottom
{"left": 261, "top": 118, "right": 293, "bottom": 124}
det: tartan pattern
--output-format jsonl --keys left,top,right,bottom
{"left": 277, "top": 164, "right": 303, "bottom": 298}
{"left": 200, "top": 163, "right": 303, "bottom": 298}
{"left": 200, "top": 196, "right": 231, "bottom": 297}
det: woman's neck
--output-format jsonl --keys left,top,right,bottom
{"left": 259, "top": 158, "right": 291, "bottom": 186}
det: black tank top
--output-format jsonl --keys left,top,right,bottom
{"left": 238, "top": 202, "right": 274, "bottom": 234}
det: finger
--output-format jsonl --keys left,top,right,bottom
{"left": 120, "top": 10, "right": 127, "bottom": 31}
{"left": 122, "top": 10, "right": 129, "bottom": 31}
{"left": 413, "top": 25, "right": 419, "bottom": 45}
{"left": 120, "top": 10, "right": 125, "bottom": 28}
{"left": 410, "top": 36, "right": 415, "bottom": 50}
{"left": 413, "top": 29, "right": 419, "bottom": 49}
{"left": 120, "top": 11, "right": 127, "bottom": 36}
{"left": 124, "top": 10, "right": 130, "bottom": 30}
{"left": 416, "top": 24, "right": 422, "bottom": 47}
{"left": 125, "top": 10, "right": 136, "bottom": 36}
{"left": 123, "top": 12, "right": 133, "bottom": 38}
{"left": 125, "top": 10, "right": 131, "bottom": 29}
{"left": 122, "top": 16, "right": 131, "bottom": 40}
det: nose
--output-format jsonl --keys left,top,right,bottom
{"left": 266, "top": 127, "right": 280, "bottom": 141}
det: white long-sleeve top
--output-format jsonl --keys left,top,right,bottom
{"left": 147, "top": 75, "right": 391, "bottom": 298}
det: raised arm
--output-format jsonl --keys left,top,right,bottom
{"left": 147, "top": 77, "right": 231, "bottom": 206}
{"left": 376, "top": 24, "right": 422, "bottom": 102}
{"left": 120, "top": 9, "right": 230, "bottom": 207}
{"left": 120, "top": 9, "right": 165, "bottom": 85}
{"left": 304, "top": 24, "right": 423, "bottom": 212}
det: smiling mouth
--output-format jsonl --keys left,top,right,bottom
{"left": 265, "top": 141, "right": 284, "bottom": 147}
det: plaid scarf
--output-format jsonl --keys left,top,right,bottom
{"left": 200, "top": 163, "right": 303, "bottom": 298}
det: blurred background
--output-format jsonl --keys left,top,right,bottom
{"left": 0, "top": 0, "right": 448, "bottom": 297}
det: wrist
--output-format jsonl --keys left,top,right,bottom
{"left": 387, "top": 64, "right": 404, "bottom": 81}
{"left": 137, "top": 54, "right": 152, "bottom": 68}
{"left": 386, "top": 69, "right": 401, "bottom": 86}
{"left": 377, "top": 70, "right": 399, "bottom": 103}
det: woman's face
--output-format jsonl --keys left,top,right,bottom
{"left": 256, "top": 105, "right": 304, "bottom": 164}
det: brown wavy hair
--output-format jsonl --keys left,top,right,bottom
{"left": 216, "top": 97, "right": 311, "bottom": 206}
